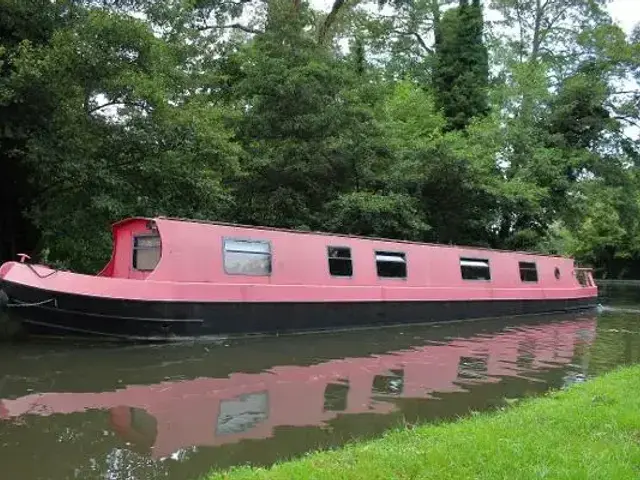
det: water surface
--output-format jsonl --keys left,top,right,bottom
{"left": 1, "top": 288, "right": 640, "bottom": 479}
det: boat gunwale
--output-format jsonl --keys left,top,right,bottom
{"left": 0, "top": 277, "right": 599, "bottom": 305}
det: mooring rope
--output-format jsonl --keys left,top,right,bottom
{"left": 8, "top": 298, "right": 58, "bottom": 308}
{"left": 26, "top": 264, "right": 59, "bottom": 279}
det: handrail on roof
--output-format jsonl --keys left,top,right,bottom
{"left": 149, "top": 216, "right": 569, "bottom": 259}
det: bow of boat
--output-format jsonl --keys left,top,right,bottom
{"left": 0, "top": 258, "right": 202, "bottom": 341}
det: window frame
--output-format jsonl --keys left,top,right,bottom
{"left": 518, "top": 261, "right": 538, "bottom": 283}
{"left": 460, "top": 257, "right": 491, "bottom": 281}
{"left": 222, "top": 237, "right": 272, "bottom": 276}
{"left": 132, "top": 233, "right": 162, "bottom": 271}
{"left": 327, "top": 246, "right": 353, "bottom": 278}
{"left": 374, "top": 250, "right": 408, "bottom": 279}
{"left": 575, "top": 269, "right": 591, "bottom": 287}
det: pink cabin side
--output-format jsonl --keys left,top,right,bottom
{"left": 90, "top": 217, "right": 594, "bottom": 292}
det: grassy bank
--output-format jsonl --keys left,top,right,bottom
{"left": 206, "top": 365, "right": 640, "bottom": 480}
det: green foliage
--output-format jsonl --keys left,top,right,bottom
{"left": 540, "top": 170, "right": 640, "bottom": 277}
{"left": 489, "top": 0, "right": 611, "bottom": 69}
{"left": 1, "top": 1, "right": 240, "bottom": 271}
{"left": 546, "top": 65, "right": 613, "bottom": 152}
{"left": 323, "top": 191, "right": 429, "bottom": 240}
{"left": 228, "top": 1, "right": 390, "bottom": 231}
{"left": 433, "top": 0, "right": 489, "bottom": 131}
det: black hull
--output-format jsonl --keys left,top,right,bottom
{"left": 0, "top": 280, "right": 598, "bottom": 341}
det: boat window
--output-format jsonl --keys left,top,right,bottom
{"left": 460, "top": 258, "right": 491, "bottom": 281}
{"left": 375, "top": 251, "right": 407, "bottom": 278}
{"left": 519, "top": 261, "right": 538, "bottom": 282}
{"left": 328, "top": 246, "right": 352, "bottom": 277}
{"left": 555, "top": 267, "right": 561, "bottom": 279}
{"left": 133, "top": 235, "right": 161, "bottom": 271}
{"left": 576, "top": 270, "right": 590, "bottom": 287}
{"left": 223, "top": 238, "right": 271, "bottom": 275}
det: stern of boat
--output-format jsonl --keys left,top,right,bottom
{"left": 574, "top": 267, "right": 598, "bottom": 303}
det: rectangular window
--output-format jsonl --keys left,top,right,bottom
{"left": 133, "top": 235, "right": 161, "bottom": 271}
{"left": 375, "top": 251, "right": 407, "bottom": 278}
{"left": 460, "top": 257, "right": 491, "bottom": 281}
{"left": 223, "top": 238, "right": 271, "bottom": 275}
{"left": 576, "top": 270, "right": 590, "bottom": 287}
{"left": 328, "top": 246, "right": 352, "bottom": 277}
{"left": 519, "top": 261, "right": 538, "bottom": 282}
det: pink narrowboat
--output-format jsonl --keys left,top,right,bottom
{"left": 0, "top": 217, "right": 598, "bottom": 340}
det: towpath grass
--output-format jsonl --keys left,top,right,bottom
{"left": 205, "top": 365, "right": 640, "bottom": 480}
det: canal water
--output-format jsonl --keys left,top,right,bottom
{"left": 1, "top": 286, "right": 640, "bottom": 479}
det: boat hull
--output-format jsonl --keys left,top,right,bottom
{"left": 0, "top": 279, "right": 598, "bottom": 341}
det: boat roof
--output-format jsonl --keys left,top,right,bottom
{"left": 114, "top": 216, "right": 567, "bottom": 259}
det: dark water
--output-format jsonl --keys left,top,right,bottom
{"left": 2, "top": 287, "right": 640, "bottom": 479}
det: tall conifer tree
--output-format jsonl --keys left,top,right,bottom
{"left": 433, "top": 0, "right": 489, "bottom": 131}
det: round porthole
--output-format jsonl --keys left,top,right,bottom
{"left": 554, "top": 267, "right": 560, "bottom": 279}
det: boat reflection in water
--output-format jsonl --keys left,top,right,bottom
{"left": 0, "top": 314, "right": 596, "bottom": 469}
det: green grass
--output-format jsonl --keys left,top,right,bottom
{"left": 205, "top": 365, "right": 640, "bottom": 480}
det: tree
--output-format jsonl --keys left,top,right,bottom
{"left": 433, "top": 0, "right": 489, "bottom": 131}
{"left": 323, "top": 191, "right": 430, "bottom": 240}
{"left": 227, "top": 0, "right": 390, "bottom": 231}
{"left": 488, "top": 0, "right": 611, "bottom": 66}
{"left": 1, "top": 3, "right": 240, "bottom": 271}
{"left": 0, "top": 0, "right": 81, "bottom": 262}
